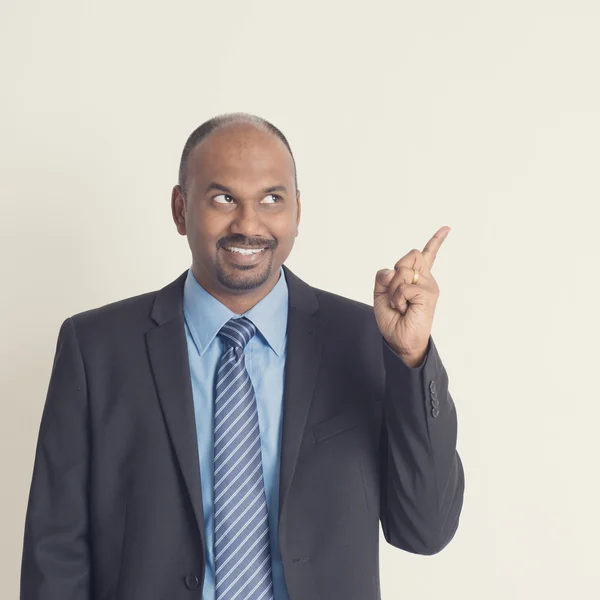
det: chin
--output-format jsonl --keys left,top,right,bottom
{"left": 216, "top": 261, "right": 275, "bottom": 291}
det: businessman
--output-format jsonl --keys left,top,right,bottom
{"left": 21, "top": 112, "right": 465, "bottom": 599}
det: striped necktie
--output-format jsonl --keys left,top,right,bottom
{"left": 213, "top": 317, "right": 274, "bottom": 600}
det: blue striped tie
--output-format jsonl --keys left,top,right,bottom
{"left": 213, "top": 317, "right": 275, "bottom": 600}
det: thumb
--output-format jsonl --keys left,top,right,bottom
{"left": 374, "top": 268, "right": 395, "bottom": 296}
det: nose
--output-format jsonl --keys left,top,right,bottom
{"left": 229, "top": 202, "right": 265, "bottom": 239}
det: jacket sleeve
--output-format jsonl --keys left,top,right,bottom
{"left": 21, "top": 317, "right": 92, "bottom": 599}
{"left": 379, "top": 334, "right": 465, "bottom": 555}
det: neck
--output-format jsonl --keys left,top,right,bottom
{"left": 192, "top": 265, "right": 281, "bottom": 315}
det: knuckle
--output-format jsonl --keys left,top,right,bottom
{"left": 399, "top": 266, "right": 412, "bottom": 279}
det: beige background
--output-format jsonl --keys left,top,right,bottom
{"left": 2, "top": 0, "right": 599, "bottom": 598}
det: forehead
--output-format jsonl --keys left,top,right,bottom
{"left": 187, "top": 123, "right": 294, "bottom": 191}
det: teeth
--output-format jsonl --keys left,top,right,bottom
{"left": 224, "top": 247, "right": 265, "bottom": 255}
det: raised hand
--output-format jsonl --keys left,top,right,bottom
{"left": 373, "top": 226, "right": 451, "bottom": 366}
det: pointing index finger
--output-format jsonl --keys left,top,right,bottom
{"left": 422, "top": 226, "right": 451, "bottom": 269}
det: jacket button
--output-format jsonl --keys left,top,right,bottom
{"left": 431, "top": 397, "right": 440, "bottom": 409}
{"left": 185, "top": 574, "right": 200, "bottom": 590}
{"left": 429, "top": 380, "right": 437, "bottom": 394}
{"left": 431, "top": 407, "right": 440, "bottom": 418}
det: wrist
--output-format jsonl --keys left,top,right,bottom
{"left": 385, "top": 340, "right": 428, "bottom": 368}
{"left": 399, "top": 352, "right": 426, "bottom": 368}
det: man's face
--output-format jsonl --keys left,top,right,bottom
{"left": 173, "top": 123, "right": 300, "bottom": 295}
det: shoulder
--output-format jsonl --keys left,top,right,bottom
{"left": 65, "top": 286, "right": 160, "bottom": 344}
{"left": 306, "top": 283, "right": 385, "bottom": 380}
{"left": 284, "top": 266, "right": 378, "bottom": 335}
{"left": 314, "top": 286, "right": 374, "bottom": 318}
{"left": 311, "top": 285, "right": 380, "bottom": 341}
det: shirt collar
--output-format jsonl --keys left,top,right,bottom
{"left": 183, "top": 265, "right": 288, "bottom": 357}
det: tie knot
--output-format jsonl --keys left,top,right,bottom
{"left": 218, "top": 317, "right": 256, "bottom": 350}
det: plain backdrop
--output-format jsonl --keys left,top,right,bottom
{"left": 2, "top": 1, "right": 599, "bottom": 598}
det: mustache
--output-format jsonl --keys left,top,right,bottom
{"left": 218, "top": 235, "right": 277, "bottom": 250}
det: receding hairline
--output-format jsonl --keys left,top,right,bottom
{"left": 178, "top": 112, "right": 298, "bottom": 195}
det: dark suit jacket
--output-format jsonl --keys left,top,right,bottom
{"left": 21, "top": 265, "right": 465, "bottom": 600}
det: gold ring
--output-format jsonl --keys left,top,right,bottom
{"left": 411, "top": 269, "right": 420, "bottom": 285}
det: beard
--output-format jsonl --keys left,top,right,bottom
{"left": 214, "top": 249, "right": 275, "bottom": 291}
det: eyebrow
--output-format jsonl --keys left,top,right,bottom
{"left": 205, "top": 182, "right": 288, "bottom": 195}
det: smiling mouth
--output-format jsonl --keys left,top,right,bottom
{"left": 222, "top": 246, "right": 268, "bottom": 255}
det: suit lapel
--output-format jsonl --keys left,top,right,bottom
{"left": 145, "top": 266, "right": 322, "bottom": 552}
{"left": 278, "top": 265, "right": 323, "bottom": 526}
{"left": 145, "top": 270, "right": 206, "bottom": 552}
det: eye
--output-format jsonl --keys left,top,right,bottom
{"left": 214, "top": 194, "right": 234, "bottom": 204}
{"left": 261, "top": 194, "right": 282, "bottom": 204}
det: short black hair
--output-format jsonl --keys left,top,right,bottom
{"left": 178, "top": 112, "right": 298, "bottom": 195}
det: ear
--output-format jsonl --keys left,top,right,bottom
{"left": 295, "top": 189, "right": 302, "bottom": 234}
{"left": 171, "top": 185, "right": 187, "bottom": 236}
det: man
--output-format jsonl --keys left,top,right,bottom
{"left": 21, "top": 112, "right": 465, "bottom": 600}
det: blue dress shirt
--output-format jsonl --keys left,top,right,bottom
{"left": 182, "top": 265, "right": 290, "bottom": 600}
